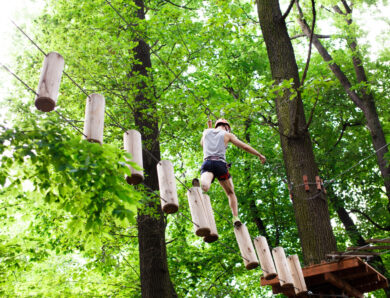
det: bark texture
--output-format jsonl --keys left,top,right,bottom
{"left": 297, "top": 5, "right": 390, "bottom": 209}
{"left": 133, "top": 1, "right": 176, "bottom": 297}
{"left": 256, "top": 0, "right": 337, "bottom": 265}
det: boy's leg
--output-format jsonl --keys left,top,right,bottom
{"left": 200, "top": 171, "right": 214, "bottom": 192}
{"left": 218, "top": 178, "right": 238, "bottom": 217}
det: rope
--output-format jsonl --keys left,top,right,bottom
{"left": 10, "top": 19, "right": 192, "bottom": 192}
{"left": 0, "top": 62, "right": 86, "bottom": 135}
{"left": 0, "top": 62, "right": 39, "bottom": 96}
{"left": 5, "top": 16, "right": 388, "bottom": 298}
{"left": 2, "top": 58, "right": 381, "bottom": 298}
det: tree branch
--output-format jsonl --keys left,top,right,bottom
{"left": 291, "top": 33, "right": 331, "bottom": 40}
{"left": 296, "top": 4, "right": 363, "bottom": 108}
{"left": 282, "top": 0, "right": 295, "bottom": 20}
{"left": 303, "top": 91, "right": 319, "bottom": 130}
{"left": 327, "top": 121, "right": 362, "bottom": 152}
{"left": 300, "top": 0, "right": 316, "bottom": 87}
{"left": 349, "top": 209, "right": 390, "bottom": 231}
{"left": 161, "top": 0, "right": 195, "bottom": 10}
{"left": 341, "top": 0, "right": 352, "bottom": 14}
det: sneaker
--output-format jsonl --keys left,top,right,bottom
{"left": 233, "top": 216, "right": 242, "bottom": 228}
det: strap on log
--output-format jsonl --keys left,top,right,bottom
{"left": 315, "top": 176, "right": 321, "bottom": 190}
{"left": 303, "top": 175, "right": 309, "bottom": 191}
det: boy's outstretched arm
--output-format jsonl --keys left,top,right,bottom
{"left": 228, "top": 133, "right": 266, "bottom": 163}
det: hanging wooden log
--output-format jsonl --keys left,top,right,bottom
{"left": 287, "top": 255, "right": 307, "bottom": 295}
{"left": 35, "top": 52, "right": 64, "bottom": 112}
{"left": 207, "top": 120, "right": 213, "bottom": 128}
{"left": 83, "top": 94, "right": 105, "bottom": 144}
{"left": 187, "top": 187, "right": 210, "bottom": 237}
{"left": 254, "top": 236, "right": 277, "bottom": 280}
{"left": 234, "top": 224, "right": 259, "bottom": 270}
{"left": 123, "top": 129, "right": 144, "bottom": 185}
{"left": 272, "top": 247, "right": 293, "bottom": 288}
{"left": 202, "top": 194, "right": 218, "bottom": 243}
{"left": 157, "top": 160, "right": 179, "bottom": 214}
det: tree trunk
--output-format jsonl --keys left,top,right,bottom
{"left": 256, "top": 0, "right": 337, "bottom": 265}
{"left": 133, "top": 1, "right": 176, "bottom": 297}
{"left": 297, "top": 9, "right": 390, "bottom": 208}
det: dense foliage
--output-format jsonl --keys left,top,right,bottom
{"left": 1, "top": 0, "right": 389, "bottom": 296}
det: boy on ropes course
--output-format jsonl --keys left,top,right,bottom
{"left": 200, "top": 119, "right": 266, "bottom": 227}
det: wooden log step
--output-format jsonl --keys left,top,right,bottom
{"left": 253, "top": 236, "right": 277, "bottom": 280}
{"left": 123, "top": 130, "right": 144, "bottom": 185}
{"left": 35, "top": 52, "right": 64, "bottom": 112}
{"left": 234, "top": 224, "right": 259, "bottom": 270}
{"left": 272, "top": 247, "right": 293, "bottom": 288}
{"left": 83, "top": 93, "right": 105, "bottom": 144}
{"left": 287, "top": 255, "right": 307, "bottom": 295}
{"left": 157, "top": 160, "right": 179, "bottom": 214}
{"left": 202, "top": 194, "right": 218, "bottom": 243}
{"left": 187, "top": 187, "right": 210, "bottom": 237}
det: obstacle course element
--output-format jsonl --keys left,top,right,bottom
{"left": 35, "top": 52, "right": 64, "bottom": 112}
{"left": 234, "top": 224, "right": 259, "bottom": 270}
{"left": 254, "top": 236, "right": 277, "bottom": 280}
{"left": 287, "top": 255, "right": 307, "bottom": 295}
{"left": 157, "top": 160, "right": 179, "bottom": 214}
{"left": 262, "top": 257, "right": 388, "bottom": 297}
{"left": 187, "top": 187, "right": 211, "bottom": 237}
{"left": 202, "top": 194, "right": 218, "bottom": 243}
{"left": 272, "top": 247, "right": 293, "bottom": 288}
{"left": 83, "top": 93, "right": 105, "bottom": 144}
{"left": 123, "top": 130, "right": 144, "bottom": 185}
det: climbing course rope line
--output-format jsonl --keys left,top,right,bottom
{"left": 0, "top": 61, "right": 87, "bottom": 137}
{"left": 103, "top": 1, "right": 390, "bottom": 211}
{"left": 3, "top": 18, "right": 387, "bottom": 298}
{"left": 8, "top": 15, "right": 389, "bottom": 244}
{"left": 0, "top": 59, "right": 300, "bottom": 296}
{"left": 10, "top": 19, "right": 193, "bottom": 192}
{"left": 2, "top": 61, "right": 383, "bottom": 297}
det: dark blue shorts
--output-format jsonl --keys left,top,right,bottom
{"left": 200, "top": 160, "right": 231, "bottom": 182}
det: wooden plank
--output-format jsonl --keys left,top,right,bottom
{"left": 324, "top": 272, "right": 364, "bottom": 298}
{"left": 355, "top": 280, "right": 389, "bottom": 293}
{"left": 327, "top": 255, "right": 374, "bottom": 261}
{"left": 329, "top": 251, "right": 382, "bottom": 256}
{"left": 347, "top": 245, "right": 390, "bottom": 250}
{"left": 366, "top": 238, "right": 390, "bottom": 244}
{"left": 337, "top": 269, "right": 375, "bottom": 282}
{"left": 261, "top": 258, "right": 360, "bottom": 286}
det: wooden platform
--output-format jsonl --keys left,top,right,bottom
{"left": 261, "top": 257, "right": 388, "bottom": 297}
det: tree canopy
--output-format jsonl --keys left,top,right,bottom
{"left": 1, "top": 0, "right": 389, "bottom": 297}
